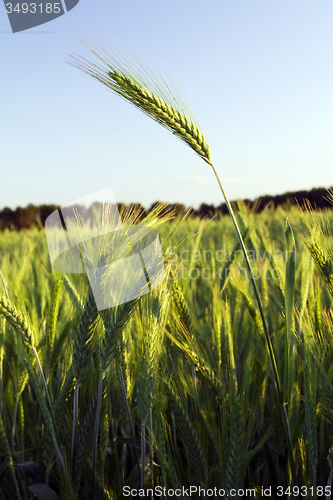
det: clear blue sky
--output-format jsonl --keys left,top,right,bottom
{"left": 1, "top": 0, "right": 332, "bottom": 211}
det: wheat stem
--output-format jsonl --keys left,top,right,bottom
{"left": 91, "top": 370, "right": 104, "bottom": 499}
{"left": 71, "top": 381, "right": 79, "bottom": 478}
{"left": 71, "top": 37, "right": 297, "bottom": 488}
{"left": 207, "top": 159, "right": 297, "bottom": 486}
{"left": 119, "top": 368, "right": 141, "bottom": 478}
{"left": 148, "top": 408, "right": 154, "bottom": 495}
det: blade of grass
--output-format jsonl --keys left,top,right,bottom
{"left": 284, "top": 219, "right": 296, "bottom": 405}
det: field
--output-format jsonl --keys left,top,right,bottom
{"left": 0, "top": 200, "right": 333, "bottom": 499}
{"left": 1, "top": 35, "right": 332, "bottom": 500}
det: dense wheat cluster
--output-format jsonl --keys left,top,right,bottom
{"left": 0, "top": 202, "right": 333, "bottom": 498}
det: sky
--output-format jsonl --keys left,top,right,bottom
{"left": 1, "top": 0, "right": 332, "bottom": 211}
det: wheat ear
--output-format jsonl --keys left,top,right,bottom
{"left": 68, "top": 37, "right": 211, "bottom": 164}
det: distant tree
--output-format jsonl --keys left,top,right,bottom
{"left": 14, "top": 204, "right": 39, "bottom": 229}
{"left": 0, "top": 207, "right": 15, "bottom": 229}
{"left": 197, "top": 203, "right": 217, "bottom": 219}
{"left": 38, "top": 204, "right": 60, "bottom": 226}
{"left": 215, "top": 203, "right": 227, "bottom": 216}
{"left": 1, "top": 185, "right": 332, "bottom": 232}
{"left": 251, "top": 186, "right": 333, "bottom": 213}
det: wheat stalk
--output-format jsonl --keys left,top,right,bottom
{"left": 69, "top": 35, "right": 297, "bottom": 487}
{"left": 63, "top": 275, "right": 84, "bottom": 312}
{"left": 73, "top": 288, "right": 98, "bottom": 382}
{"left": 0, "top": 411, "right": 22, "bottom": 500}
{"left": 225, "top": 396, "right": 242, "bottom": 494}
{"left": 47, "top": 278, "right": 63, "bottom": 362}
{"left": 0, "top": 297, "right": 75, "bottom": 496}
{"left": 163, "top": 381, "right": 208, "bottom": 486}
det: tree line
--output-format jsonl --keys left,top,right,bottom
{"left": 0, "top": 186, "right": 332, "bottom": 231}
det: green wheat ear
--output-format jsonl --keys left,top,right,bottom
{"left": 68, "top": 36, "right": 211, "bottom": 164}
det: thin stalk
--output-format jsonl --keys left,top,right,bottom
{"left": 148, "top": 409, "right": 154, "bottom": 497}
{"left": 121, "top": 444, "right": 126, "bottom": 486}
{"left": 119, "top": 368, "right": 141, "bottom": 478}
{"left": 140, "top": 422, "right": 146, "bottom": 488}
{"left": 171, "top": 411, "right": 177, "bottom": 451}
{"left": 12, "top": 473, "right": 22, "bottom": 500}
{"left": 91, "top": 370, "right": 104, "bottom": 499}
{"left": 71, "top": 381, "right": 79, "bottom": 477}
{"left": 11, "top": 399, "right": 18, "bottom": 449}
{"left": 326, "top": 456, "right": 333, "bottom": 500}
{"left": 32, "top": 348, "right": 74, "bottom": 497}
{"left": 31, "top": 346, "right": 60, "bottom": 444}
{"left": 0, "top": 270, "right": 11, "bottom": 307}
{"left": 208, "top": 159, "right": 297, "bottom": 487}
{"left": 284, "top": 219, "right": 296, "bottom": 406}
{"left": 192, "top": 364, "right": 198, "bottom": 419}
{"left": 313, "top": 470, "right": 317, "bottom": 500}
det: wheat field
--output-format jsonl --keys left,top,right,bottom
{"left": 0, "top": 202, "right": 333, "bottom": 499}
{"left": 1, "top": 38, "right": 333, "bottom": 499}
